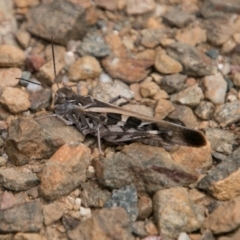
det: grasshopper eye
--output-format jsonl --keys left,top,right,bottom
{"left": 55, "top": 92, "right": 66, "bottom": 104}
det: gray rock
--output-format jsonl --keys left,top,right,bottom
{"left": 153, "top": 187, "right": 204, "bottom": 239}
{"left": 168, "top": 104, "right": 198, "bottom": 128}
{"left": 141, "top": 29, "right": 167, "bottom": 48}
{"left": 137, "top": 195, "right": 152, "bottom": 220}
{"left": 201, "top": 0, "right": 240, "bottom": 18}
{"left": 92, "top": 79, "right": 134, "bottom": 104}
{"left": 203, "top": 73, "right": 227, "bottom": 105}
{"left": 43, "top": 202, "right": 65, "bottom": 225}
{"left": 0, "top": 168, "right": 40, "bottom": 191}
{"left": 214, "top": 101, "right": 240, "bottom": 127}
{"left": 104, "top": 185, "right": 138, "bottom": 221}
{"left": 167, "top": 43, "right": 213, "bottom": 77}
{"left": 171, "top": 85, "right": 204, "bottom": 107}
{"left": 78, "top": 32, "right": 110, "bottom": 57}
{"left": 197, "top": 147, "right": 240, "bottom": 191}
{"left": 205, "top": 128, "right": 235, "bottom": 154}
{"left": 195, "top": 101, "right": 214, "bottom": 120}
{"left": 163, "top": 8, "right": 194, "bottom": 28}
{"left": 26, "top": 0, "right": 88, "bottom": 45}
{"left": 0, "top": 0, "right": 17, "bottom": 46}
{"left": 94, "top": 143, "right": 198, "bottom": 195}
{"left": 36, "top": 114, "right": 85, "bottom": 144}
{"left": 67, "top": 208, "right": 134, "bottom": 240}
{"left": 40, "top": 144, "right": 91, "bottom": 200}
{"left": 0, "top": 156, "right": 7, "bottom": 167}
{"left": 62, "top": 215, "right": 80, "bottom": 231}
{"left": 201, "top": 230, "right": 215, "bottom": 240}
{"left": 130, "top": 221, "right": 148, "bottom": 238}
{"left": 80, "top": 181, "right": 111, "bottom": 208}
{"left": 0, "top": 202, "right": 43, "bottom": 233}
{"left": 205, "top": 49, "right": 219, "bottom": 59}
{"left": 160, "top": 74, "right": 187, "bottom": 94}
{"left": 212, "top": 151, "right": 228, "bottom": 162}
{"left": 29, "top": 88, "right": 52, "bottom": 112}
{"left": 5, "top": 117, "right": 64, "bottom": 166}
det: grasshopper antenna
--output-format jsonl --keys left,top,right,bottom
{"left": 16, "top": 78, "right": 57, "bottom": 95}
{"left": 51, "top": 36, "right": 59, "bottom": 89}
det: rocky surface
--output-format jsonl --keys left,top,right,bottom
{"left": 0, "top": 0, "right": 240, "bottom": 239}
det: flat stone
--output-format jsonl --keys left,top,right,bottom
{"left": 202, "top": 196, "right": 240, "bottom": 234}
{"left": 160, "top": 74, "right": 187, "bottom": 94}
{"left": 6, "top": 117, "right": 64, "bottom": 166}
{"left": 0, "top": 45, "right": 25, "bottom": 67}
{"left": 171, "top": 85, "right": 204, "bottom": 107}
{"left": 67, "top": 208, "right": 133, "bottom": 240}
{"left": 102, "top": 57, "right": 153, "bottom": 84}
{"left": 166, "top": 43, "right": 213, "bottom": 77}
{"left": 93, "top": 143, "right": 198, "bottom": 195}
{"left": 0, "top": 202, "right": 43, "bottom": 233}
{"left": 0, "top": 168, "right": 40, "bottom": 191}
{"left": 126, "top": 0, "right": 155, "bottom": 15}
{"left": 203, "top": 73, "right": 227, "bottom": 105}
{"left": 214, "top": 101, "right": 240, "bottom": 127}
{"left": 36, "top": 115, "right": 85, "bottom": 145}
{"left": 26, "top": 0, "right": 89, "bottom": 45}
{"left": 92, "top": 79, "right": 134, "bottom": 104}
{"left": 104, "top": 185, "right": 138, "bottom": 221}
{"left": 205, "top": 128, "right": 235, "bottom": 154}
{"left": 153, "top": 187, "right": 204, "bottom": 239}
{"left": 0, "top": 68, "right": 21, "bottom": 88}
{"left": 40, "top": 144, "right": 91, "bottom": 200}
{"left": 155, "top": 52, "right": 183, "bottom": 74}
{"left": 69, "top": 56, "right": 102, "bottom": 81}
{"left": 0, "top": 87, "right": 31, "bottom": 114}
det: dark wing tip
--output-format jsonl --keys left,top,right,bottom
{"left": 182, "top": 128, "right": 207, "bottom": 147}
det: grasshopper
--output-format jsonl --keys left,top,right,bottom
{"left": 19, "top": 41, "right": 207, "bottom": 154}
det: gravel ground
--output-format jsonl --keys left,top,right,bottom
{"left": 1, "top": 0, "right": 240, "bottom": 240}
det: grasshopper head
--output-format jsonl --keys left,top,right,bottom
{"left": 55, "top": 87, "right": 76, "bottom": 104}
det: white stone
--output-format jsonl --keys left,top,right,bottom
{"left": 203, "top": 73, "right": 227, "bottom": 104}
{"left": 178, "top": 232, "right": 191, "bottom": 240}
